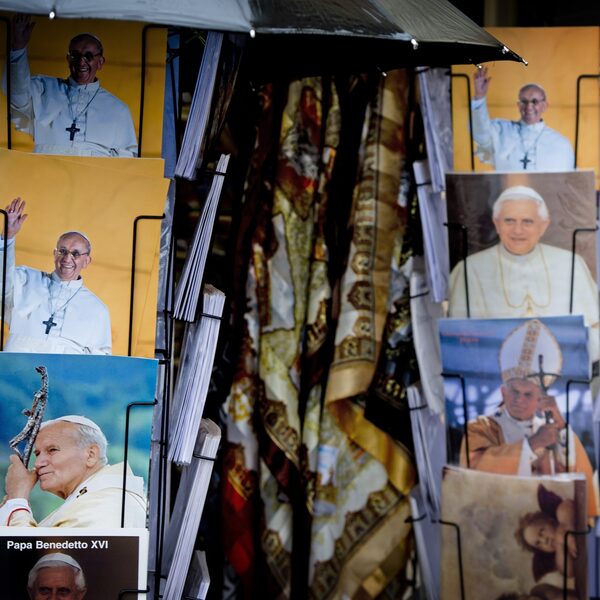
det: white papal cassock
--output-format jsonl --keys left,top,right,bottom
{"left": 448, "top": 243, "right": 600, "bottom": 361}
{"left": 471, "top": 97, "right": 574, "bottom": 171}
{"left": 4, "top": 49, "right": 138, "bottom": 157}
{"left": 0, "top": 462, "right": 146, "bottom": 528}
{"left": 1, "top": 238, "right": 112, "bottom": 354}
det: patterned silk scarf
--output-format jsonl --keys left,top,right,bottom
{"left": 222, "top": 70, "right": 417, "bottom": 600}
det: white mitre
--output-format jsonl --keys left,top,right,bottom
{"left": 499, "top": 318, "right": 562, "bottom": 388}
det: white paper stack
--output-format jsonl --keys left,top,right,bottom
{"left": 407, "top": 383, "right": 446, "bottom": 518}
{"left": 410, "top": 258, "right": 445, "bottom": 415}
{"left": 162, "top": 419, "right": 220, "bottom": 600}
{"left": 416, "top": 67, "right": 453, "bottom": 193}
{"left": 174, "top": 153, "right": 230, "bottom": 322}
{"left": 408, "top": 486, "right": 441, "bottom": 600}
{"left": 175, "top": 31, "right": 224, "bottom": 180}
{"left": 413, "top": 159, "right": 449, "bottom": 303}
{"left": 169, "top": 285, "right": 225, "bottom": 466}
{"left": 183, "top": 550, "right": 211, "bottom": 600}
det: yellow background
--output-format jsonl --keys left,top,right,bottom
{"left": 0, "top": 149, "right": 169, "bottom": 357}
{"left": 0, "top": 13, "right": 167, "bottom": 157}
{"left": 452, "top": 27, "right": 600, "bottom": 186}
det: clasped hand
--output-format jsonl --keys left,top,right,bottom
{"left": 5, "top": 454, "right": 37, "bottom": 500}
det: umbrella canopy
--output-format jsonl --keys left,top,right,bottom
{"left": 0, "top": 0, "right": 525, "bottom": 76}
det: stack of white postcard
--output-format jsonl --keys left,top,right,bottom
{"left": 183, "top": 550, "right": 211, "bottom": 600}
{"left": 416, "top": 67, "right": 453, "bottom": 194}
{"left": 406, "top": 383, "right": 446, "bottom": 600}
{"left": 409, "top": 259, "right": 445, "bottom": 415}
{"left": 175, "top": 31, "right": 224, "bottom": 180}
{"left": 174, "top": 153, "right": 230, "bottom": 322}
{"left": 162, "top": 419, "right": 221, "bottom": 600}
{"left": 408, "top": 486, "right": 441, "bottom": 600}
{"left": 169, "top": 285, "right": 225, "bottom": 465}
{"left": 407, "top": 383, "right": 446, "bottom": 517}
{"left": 413, "top": 159, "right": 449, "bottom": 302}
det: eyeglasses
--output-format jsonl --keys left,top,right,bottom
{"left": 518, "top": 98, "right": 545, "bottom": 107}
{"left": 67, "top": 51, "right": 102, "bottom": 63}
{"left": 55, "top": 248, "right": 89, "bottom": 260}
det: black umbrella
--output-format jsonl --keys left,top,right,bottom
{"left": 0, "top": 0, "right": 524, "bottom": 76}
{"left": 245, "top": 0, "right": 525, "bottom": 77}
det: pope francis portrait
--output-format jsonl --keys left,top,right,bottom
{"left": 0, "top": 198, "right": 112, "bottom": 355}
{"left": 448, "top": 185, "right": 599, "bottom": 361}
{"left": 0, "top": 415, "right": 147, "bottom": 528}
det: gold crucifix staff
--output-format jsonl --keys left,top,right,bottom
{"left": 8, "top": 366, "right": 49, "bottom": 467}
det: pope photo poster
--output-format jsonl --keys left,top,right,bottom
{"left": 444, "top": 170, "right": 599, "bottom": 362}
{"left": 439, "top": 315, "right": 598, "bottom": 518}
{"left": 0, "top": 527, "right": 148, "bottom": 599}
{"left": 0, "top": 352, "right": 157, "bottom": 528}
{"left": 441, "top": 467, "right": 587, "bottom": 600}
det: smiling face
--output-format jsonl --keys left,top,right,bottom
{"left": 517, "top": 85, "right": 547, "bottom": 125}
{"left": 53, "top": 233, "right": 91, "bottom": 282}
{"left": 33, "top": 422, "right": 99, "bottom": 500}
{"left": 523, "top": 516, "right": 557, "bottom": 553}
{"left": 493, "top": 199, "right": 549, "bottom": 256}
{"left": 501, "top": 379, "right": 542, "bottom": 421}
{"left": 30, "top": 566, "right": 86, "bottom": 600}
{"left": 67, "top": 36, "right": 104, "bottom": 85}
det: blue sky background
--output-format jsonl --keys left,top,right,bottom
{"left": 439, "top": 315, "right": 595, "bottom": 465}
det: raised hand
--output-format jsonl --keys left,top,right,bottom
{"left": 11, "top": 13, "right": 36, "bottom": 51}
{"left": 4, "top": 197, "right": 28, "bottom": 240}
{"left": 473, "top": 65, "right": 491, "bottom": 100}
{"left": 538, "top": 394, "right": 566, "bottom": 429}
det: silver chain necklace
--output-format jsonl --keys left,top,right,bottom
{"left": 43, "top": 283, "right": 83, "bottom": 334}
{"left": 65, "top": 85, "right": 100, "bottom": 141}
{"left": 518, "top": 122, "right": 546, "bottom": 170}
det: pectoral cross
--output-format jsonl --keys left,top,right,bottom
{"left": 42, "top": 316, "right": 57, "bottom": 334}
{"left": 65, "top": 121, "right": 80, "bottom": 141}
{"left": 520, "top": 153, "right": 530, "bottom": 170}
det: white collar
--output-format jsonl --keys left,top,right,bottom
{"left": 494, "top": 406, "right": 544, "bottom": 444}
{"left": 498, "top": 242, "right": 543, "bottom": 263}
{"left": 518, "top": 119, "right": 545, "bottom": 133}
{"left": 50, "top": 272, "right": 84, "bottom": 289}
{"left": 67, "top": 78, "right": 100, "bottom": 92}
{"left": 495, "top": 406, "right": 534, "bottom": 429}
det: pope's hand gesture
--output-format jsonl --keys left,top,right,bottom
{"left": 473, "top": 66, "right": 491, "bottom": 100}
{"left": 4, "top": 197, "right": 28, "bottom": 240}
{"left": 528, "top": 423, "right": 560, "bottom": 452}
{"left": 11, "top": 13, "right": 35, "bottom": 51}
{"left": 5, "top": 454, "right": 38, "bottom": 500}
{"left": 538, "top": 394, "right": 566, "bottom": 430}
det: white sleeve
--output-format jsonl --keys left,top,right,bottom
{"left": 112, "top": 107, "right": 138, "bottom": 157}
{"left": 0, "top": 237, "right": 17, "bottom": 317}
{"left": 447, "top": 260, "right": 467, "bottom": 316}
{"left": 470, "top": 96, "right": 496, "bottom": 164}
{"left": 0, "top": 497, "right": 30, "bottom": 526}
{"left": 3, "top": 49, "right": 36, "bottom": 133}
{"left": 93, "top": 306, "right": 112, "bottom": 355}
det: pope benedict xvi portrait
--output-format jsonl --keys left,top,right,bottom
{"left": 447, "top": 184, "right": 599, "bottom": 361}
